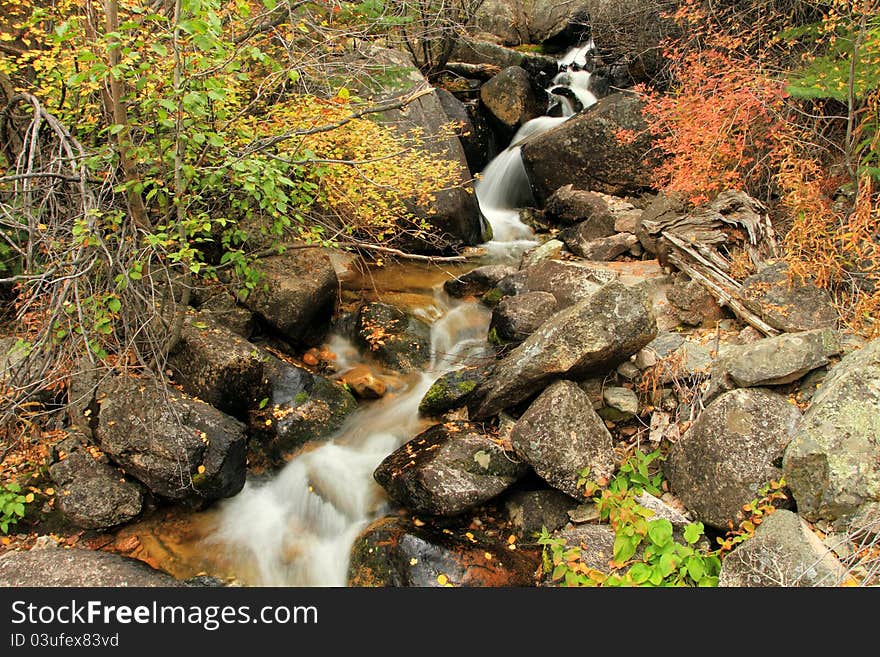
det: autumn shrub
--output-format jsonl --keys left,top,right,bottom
{"left": 0, "top": 0, "right": 467, "bottom": 430}
{"left": 636, "top": 0, "right": 880, "bottom": 337}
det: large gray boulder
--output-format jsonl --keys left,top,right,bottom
{"left": 740, "top": 261, "right": 839, "bottom": 333}
{"left": 242, "top": 247, "right": 338, "bottom": 347}
{"left": 48, "top": 436, "right": 143, "bottom": 530}
{"left": 167, "top": 311, "right": 268, "bottom": 419}
{"left": 520, "top": 92, "right": 656, "bottom": 203}
{"left": 0, "top": 542, "right": 182, "bottom": 587}
{"left": 374, "top": 421, "right": 529, "bottom": 516}
{"left": 473, "top": 0, "right": 591, "bottom": 46}
{"left": 544, "top": 185, "right": 616, "bottom": 229}
{"left": 489, "top": 291, "right": 558, "bottom": 344}
{"left": 783, "top": 338, "right": 880, "bottom": 531}
{"left": 496, "top": 258, "right": 612, "bottom": 309}
{"left": 718, "top": 510, "right": 849, "bottom": 587}
{"left": 359, "top": 46, "right": 485, "bottom": 250}
{"left": 94, "top": 375, "right": 247, "bottom": 502}
{"left": 663, "top": 388, "right": 801, "bottom": 530}
{"left": 474, "top": 280, "right": 657, "bottom": 418}
{"left": 705, "top": 328, "right": 841, "bottom": 401}
{"left": 480, "top": 65, "right": 548, "bottom": 132}
{"left": 509, "top": 380, "right": 615, "bottom": 498}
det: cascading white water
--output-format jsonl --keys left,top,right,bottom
{"left": 207, "top": 291, "right": 492, "bottom": 586}
{"left": 205, "top": 42, "right": 599, "bottom": 587}
{"left": 475, "top": 42, "right": 598, "bottom": 259}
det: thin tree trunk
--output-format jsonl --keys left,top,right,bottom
{"left": 103, "top": 0, "right": 150, "bottom": 230}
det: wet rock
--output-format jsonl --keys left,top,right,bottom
{"left": 474, "top": 281, "right": 657, "bottom": 418}
{"left": 509, "top": 380, "right": 616, "bottom": 498}
{"left": 783, "top": 338, "right": 880, "bottom": 531}
{"left": 95, "top": 375, "right": 247, "bottom": 502}
{"left": 348, "top": 516, "right": 540, "bottom": 587}
{"left": 167, "top": 311, "right": 268, "bottom": 420}
{"left": 356, "top": 302, "right": 431, "bottom": 373}
{"left": 337, "top": 364, "right": 387, "bottom": 399}
{"left": 544, "top": 185, "right": 616, "bottom": 230}
{"left": 0, "top": 543, "right": 182, "bottom": 587}
{"left": 740, "top": 261, "right": 838, "bottom": 333}
{"left": 663, "top": 388, "right": 801, "bottom": 530}
{"left": 705, "top": 328, "right": 842, "bottom": 400}
{"left": 562, "top": 232, "right": 638, "bottom": 261}
{"left": 504, "top": 489, "right": 579, "bottom": 539}
{"left": 480, "top": 65, "right": 547, "bottom": 133}
{"left": 444, "top": 264, "right": 517, "bottom": 298}
{"left": 718, "top": 510, "right": 848, "bottom": 587}
{"left": 489, "top": 291, "right": 558, "bottom": 344}
{"left": 241, "top": 247, "right": 338, "bottom": 347}
{"left": 48, "top": 435, "right": 144, "bottom": 530}
{"left": 520, "top": 92, "right": 657, "bottom": 203}
{"left": 250, "top": 356, "right": 358, "bottom": 464}
{"left": 374, "top": 421, "right": 528, "bottom": 516}
{"left": 418, "top": 365, "right": 492, "bottom": 417}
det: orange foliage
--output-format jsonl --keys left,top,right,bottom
{"left": 638, "top": 1, "right": 880, "bottom": 337}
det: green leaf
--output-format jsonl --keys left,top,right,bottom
{"left": 683, "top": 521, "right": 704, "bottom": 544}
{"left": 628, "top": 562, "right": 652, "bottom": 584}
{"left": 686, "top": 556, "right": 706, "bottom": 582}
{"left": 151, "top": 42, "right": 168, "bottom": 57}
{"left": 647, "top": 519, "right": 673, "bottom": 547}
{"left": 658, "top": 552, "right": 677, "bottom": 577}
{"left": 613, "top": 533, "right": 637, "bottom": 564}
{"left": 107, "top": 297, "right": 122, "bottom": 313}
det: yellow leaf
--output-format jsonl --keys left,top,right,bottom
{"left": 409, "top": 558, "right": 418, "bottom": 566}
{"left": 436, "top": 574, "right": 448, "bottom": 585}
{"left": 507, "top": 534, "right": 517, "bottom": 544}
{"left": 197, "top": 465, "right": 206, "bottom": 474}
{"left": 44, "top": 488, "right": 55, "bottom": 496}
{"left": 24, "top": 493, "right": 34, "bottom": 503}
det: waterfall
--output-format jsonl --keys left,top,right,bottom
{"left": 207, "top": 290, "right": 492, "bottom": 586}
{"left": 475, "top": 42, "right": 598, "bottom": 258}
{"left": 203, "top": 41, "right": 599, "bottom": 587}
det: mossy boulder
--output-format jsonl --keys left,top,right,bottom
{"left": 418, "top": 365, "right": 492, "bottom": 417}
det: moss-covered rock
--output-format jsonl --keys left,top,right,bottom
{"left": 418, "top": 365, "right": 491, "bottom": 416}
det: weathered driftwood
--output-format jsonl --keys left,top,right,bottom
{"left": 645, "top": 190, "right": 780, "bottom": 336}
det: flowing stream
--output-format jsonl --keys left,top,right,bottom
{"left": 129, "top": 43, "right": 599, "bottom": 586}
